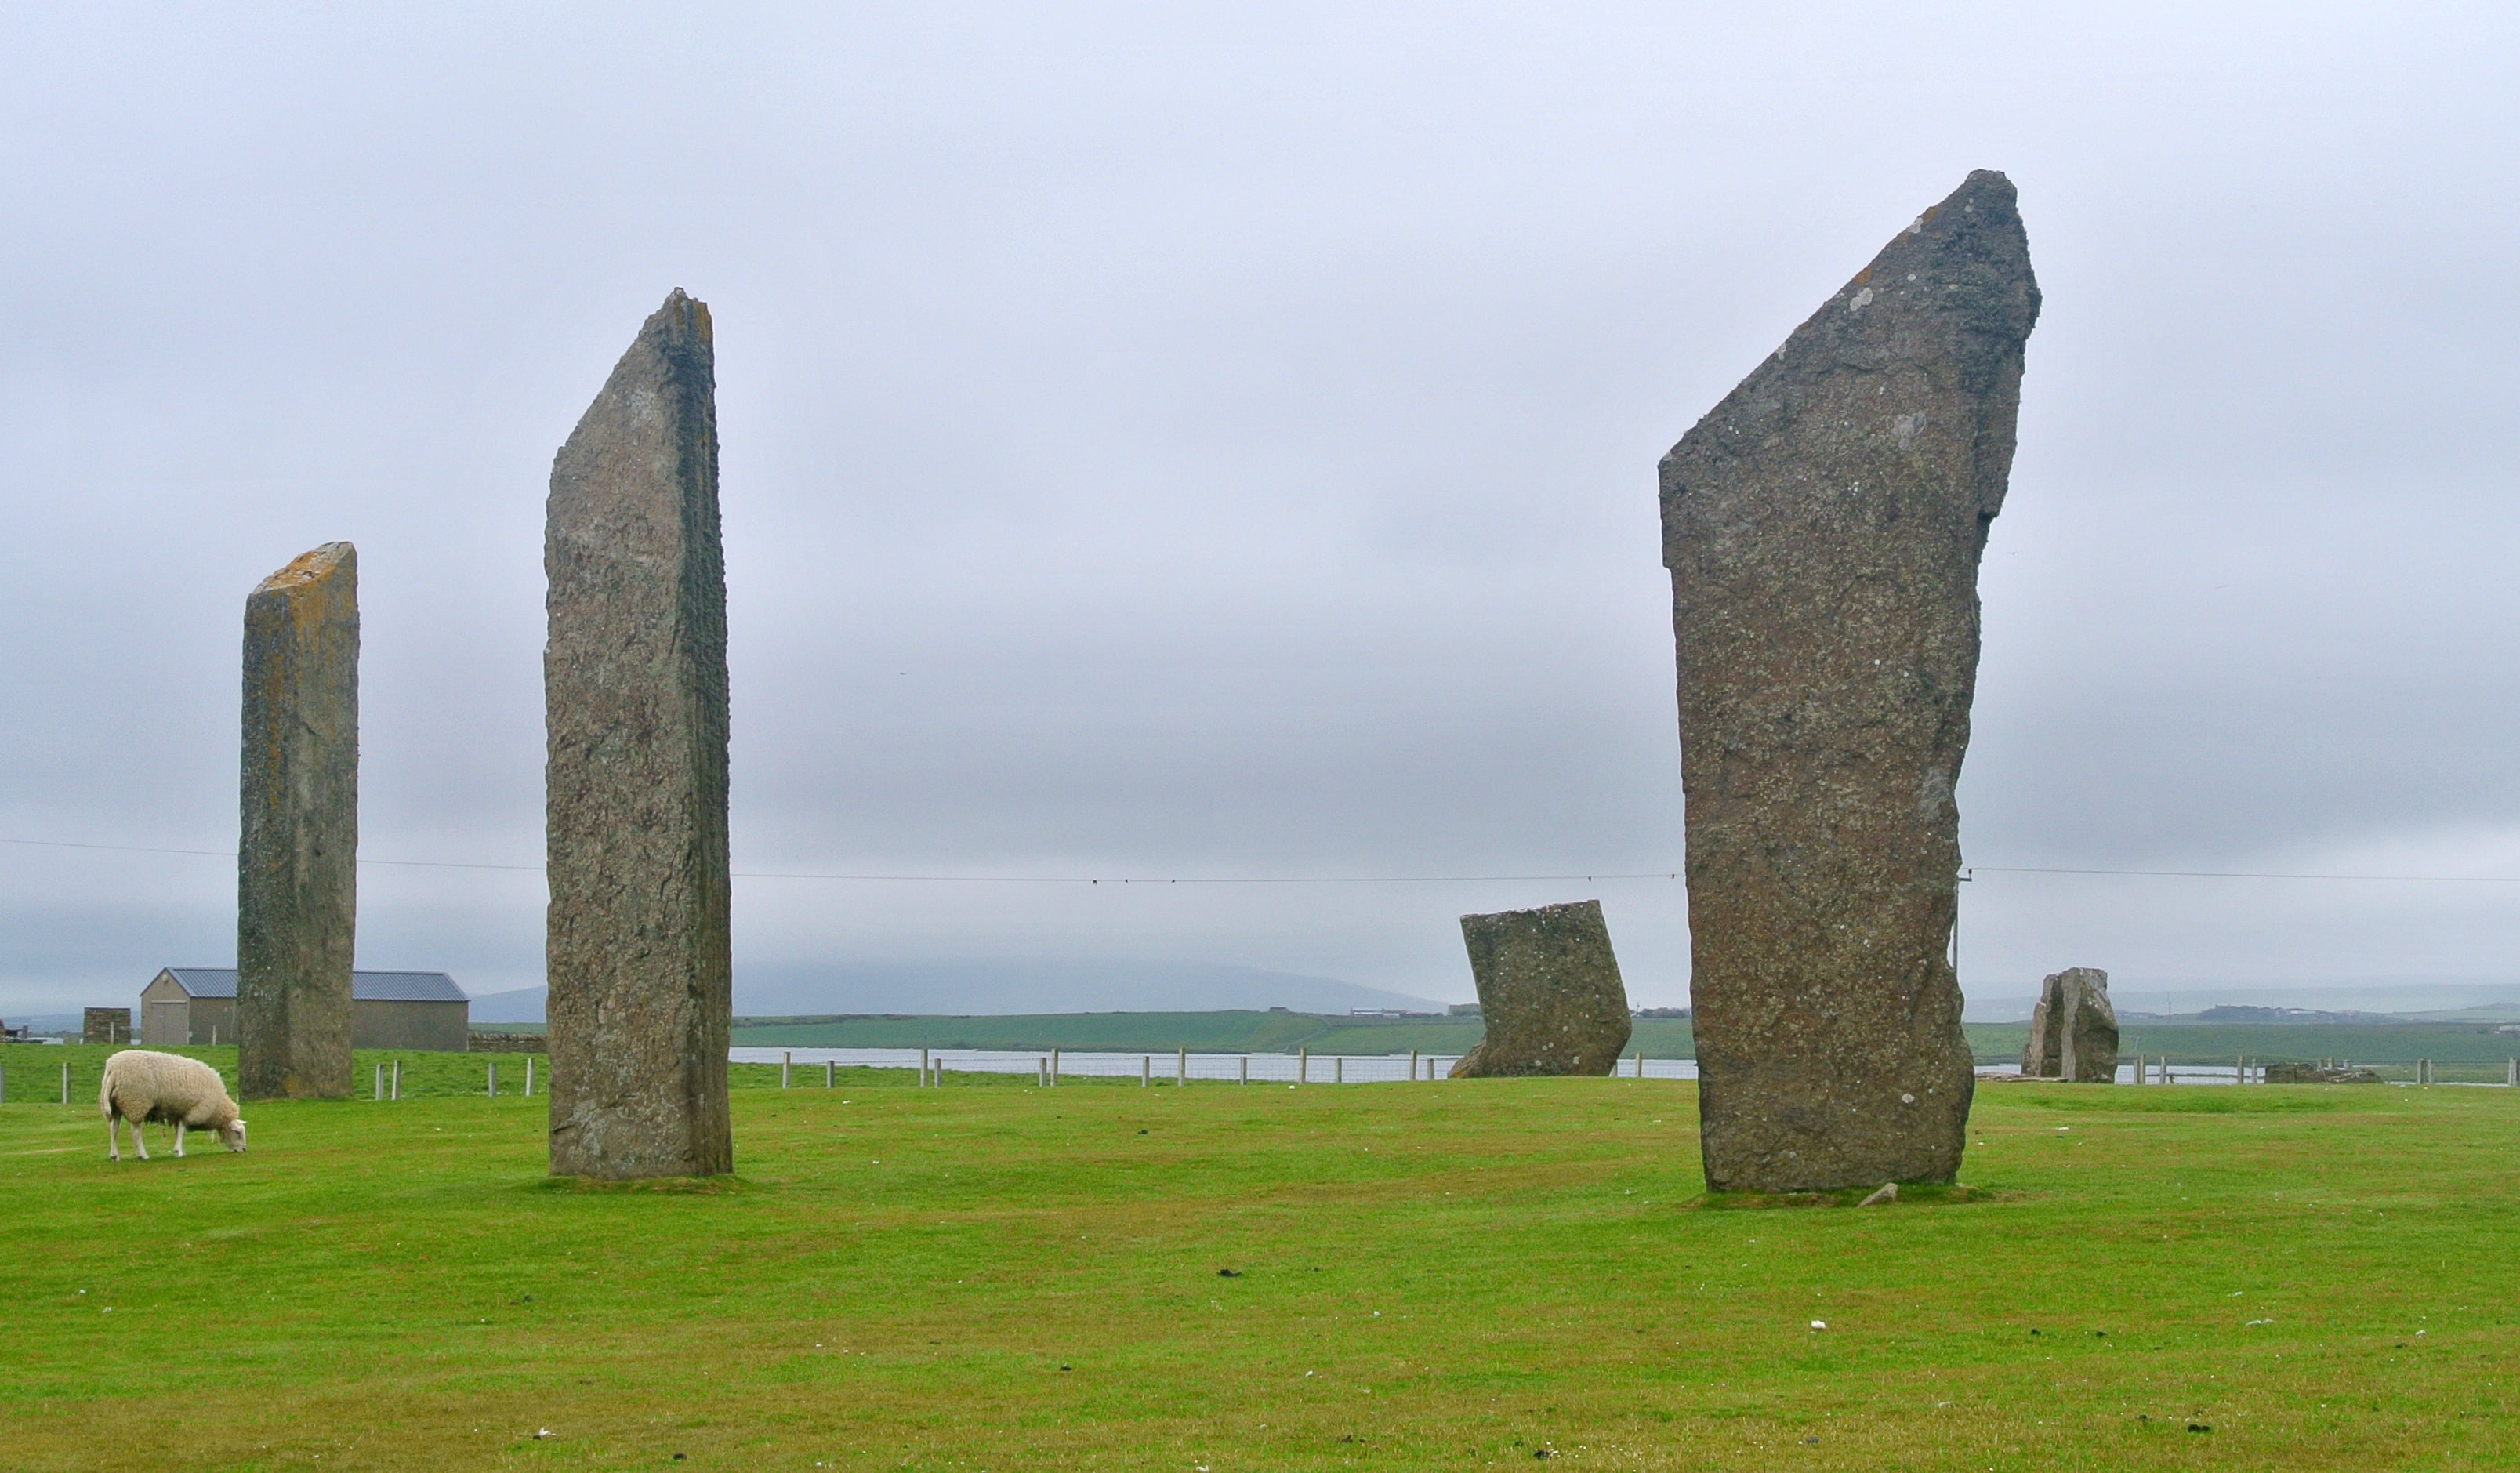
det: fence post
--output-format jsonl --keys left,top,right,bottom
{"left": 392, "top": 1058, "right": 401, "bottom": 1101}
{"left": 1141, "top": 1056, "right": 1150, "bottom": 1087}
{"left": 525, "top": 1055, "right": 534, "bottom": 1097}
{"left": 1177, "top": 1047, "right": 1187, "bottom": 1086}
{"left": 1239, "top": 1054, "right": 1249, "bottom": 1085}
{"left": 1635, "top": 1050, "right": 1644, "bottom": 1079}
{"left": 488, "top": 1061, "right": 497, "bottom": 1097}
{"left": 1409, "top": 1049, "right": 1419, "bottom": 1081}
{"left": 919, "top": 1047, "right": 929, "bottom": 1087}
{"left": 1038, "top": 1056, "right": 1049, "bottom": 1087}
{"left": 1051, "top": 1048, "right": 1061, "bottom": 1087}
{"left": 1298, "top": 1049, "right": 1307, "bottom": 1085}
{"left": 826, "top": 1059, "right": 835, "bottom": 1089}
{"left": 375, "top": 1063, "right": 385, "bottom": 1101}
{"left": 1334, "top": 1056, "right": 1344, "bottom": 1085}
{"left": 63, "top": 1061, "right": 71, "bottom": 1105}
{"left": 2508, "top": 1058, "right": 2516, "bottom": 1087}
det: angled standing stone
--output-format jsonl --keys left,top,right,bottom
{"left": 545, "top": 290, "right": 733, "bottom": 1178}
{"left": 237, "top": 542, "right": 358, "bottom": 1101}
{"left": 1447, "top": 901, "right": 1633, "bottom": 1078}
{"left": 1660, "top": 172, "right": 2039, "bottom": 1192}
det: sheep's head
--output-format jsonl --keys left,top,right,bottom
{"left": 222, "top": 1118, "right": 248, "bottom": 1152}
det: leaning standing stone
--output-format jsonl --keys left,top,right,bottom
{"left": 1447, "top": 901, "right": 1633, "bottom": 1077}
{"left": 545, "top": 290, "right": 733, "bottom": 1179}
{"left": 1660, "top": 171, "right": 2040, "bottom": 1192}
{"left": 237, "top": 542, "right": 358, "bottom": 1101}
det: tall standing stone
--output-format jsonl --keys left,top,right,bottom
{"left": 1448, "top": 901, "right": 1633, "bottom": 1078}
{"left": 237, "top": 542, "right": 358, "bottom": 1101}
{"left": 545, "top": 290, "right": 733, "bottom": 1179}
{"left": 1660, "top": 172, "right": 2039, "bottom": 1192}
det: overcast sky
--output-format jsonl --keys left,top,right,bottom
{"left": 5, "top": 5, "right": 2516, "bottom": 1018}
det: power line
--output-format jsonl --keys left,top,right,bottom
{"left": 8, "top": 833, "right": 2520, "bottom": 886}
{"left": 1969, "top": 864, "right": 2520, "bottom": 883}
{"left": 0, "top": 836, "right": 1672, "bottom": 885}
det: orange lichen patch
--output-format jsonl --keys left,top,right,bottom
{"left": 254, "top": 541, "right": 354, "bottom": 596}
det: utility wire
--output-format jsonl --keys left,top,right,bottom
{"left": 0, "top": 836, "right": 1670, "bottom": 884}
{"left": 7, "top": 834, "right": 2520, "bottom": 886}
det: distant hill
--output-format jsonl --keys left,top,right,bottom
{"left": 2193, "top": 1005, "right": 2403, "bottom": 1025}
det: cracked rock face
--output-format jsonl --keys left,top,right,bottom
{"left": 237, "top": 541, "right": 358, "bottom": 1101}
{"left": 1447, "top": 901, "right": 1633, "bottom": 1078}
{"left": 1659, "top": 171, "right": 2039, "bottom": 1192}
{"left": 544, "top": 290, "right": 733, "bottom": 1180}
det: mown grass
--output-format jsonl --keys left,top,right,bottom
{"left": 4, "top": 1062, "right": 2515, "bottom": 1471}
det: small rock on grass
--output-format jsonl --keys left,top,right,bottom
{"left": 1857, "top": 1182, "right": 1898, "bottom": 1207}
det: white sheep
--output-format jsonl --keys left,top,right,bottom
{"left": 100, "top": 1050, "right": 247, "bottom": 1161}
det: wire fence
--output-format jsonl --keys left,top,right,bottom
{"left": 10, "top": 1042, "right": 2515, "bottom": 1105}
{"left": 729, "top": 1047, "right": 1702, "bottom": 1084}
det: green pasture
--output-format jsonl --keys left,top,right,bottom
{"left": 7, "top": 1047, "right": 2518, "bottom": 1471}
{"left": 0, "top": 1045, "right": 810, "bottom": 1110}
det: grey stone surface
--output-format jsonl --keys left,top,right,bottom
{"left": 2020, "top": 985, "right": 2058, "bottom": 1076}
{"left": 2021, "top": 967, "right": 2118, "bottom": 1082}
{"left": 1659, "top": 171, "right": 2039, "bottom": 1192}
{"left": 544, "top": 290, "right": 734, "bottom": 1179}
{"left": 1446, "top": 901, "right": 1633, "bottom": 1078}
{"left": 237, "top": 542, "right": 359, "bottom": 1101}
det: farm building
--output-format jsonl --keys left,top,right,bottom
{"left": 140, "top": 968, "right": 470, "bottom": 1050}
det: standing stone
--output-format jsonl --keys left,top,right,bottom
{"left": 2021, "top": 967, "right": 2118, "bottom": 1082}
{"left": 2055, "top": 967, "right": 2119, "bottom": 1083}
{"left": 1447, "top": 901, "right": 1633, "bottom": 1078}
{"left": 544, "top": 290, "right": 733, "bottom": 1179}
{"left": 237, "top": 542, "right": 358, "bottom": 1101}
{"left": 2020, "top": 979, "right": 2059, "bottom": 1077}
{"left": 1659, "top": 172, "right": 2039, "bottom": 1192}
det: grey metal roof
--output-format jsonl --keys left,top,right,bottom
{"left": 155, "top": 968, "right": 466, "bottom": 1003}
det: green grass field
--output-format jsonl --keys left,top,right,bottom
{"left": 6, "top": 1044, "right": 2515, "bottom": 1471}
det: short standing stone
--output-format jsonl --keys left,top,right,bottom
{"left": 545, "top": 290, "right": 733, "bottom": 1179}
{"left": 237, "top": 542, "right": 359, "bottom": 1101}
{"left": 2055, "top": 967, "right": 2118, "bottom": 1083}
{"left": 2021, "top": 967, "right": 2118, "bottom": 1081}
{"left": 1446, "top": 901, "right": 1633, "bottom": 1078}
{"left": 1660, "top": 171, "right": 2040, "bottom": 1192}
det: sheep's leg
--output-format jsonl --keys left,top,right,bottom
{"left": 107, "top": 1111, "right": 121, "bottom": 1163}
{"left": 131, "top": 1114, "right": 149, "bottom": 1162}
{"left": 172, "top": 1120, "right": 187, "bottom": 1158}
